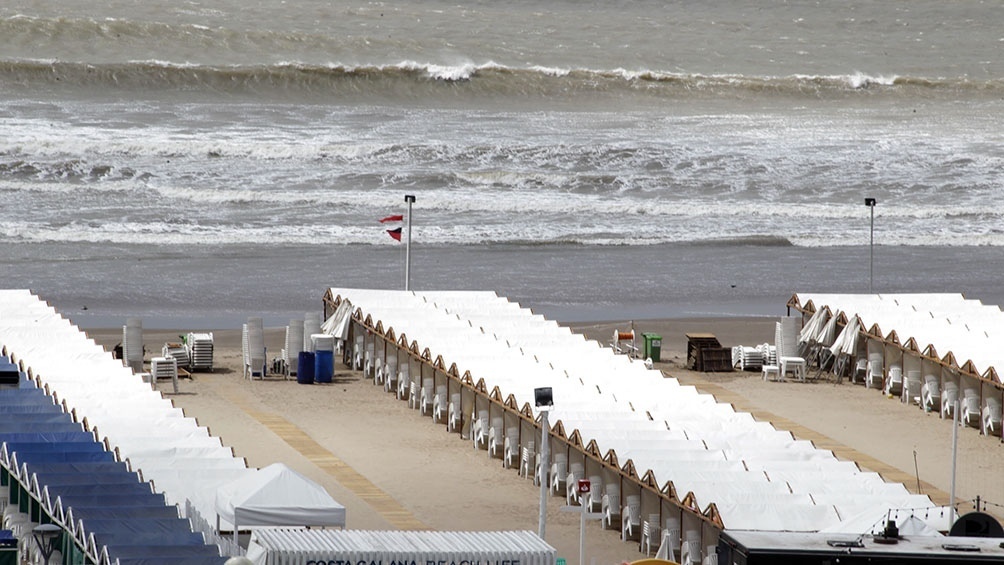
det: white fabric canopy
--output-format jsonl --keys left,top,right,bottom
{"left": 214, "top": 463, "right": 346, "bottom": 530}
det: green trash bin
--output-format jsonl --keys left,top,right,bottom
{"left": 642, "top": 333, "right": 662, "bottom": 363}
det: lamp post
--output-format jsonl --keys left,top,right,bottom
{"left": 864, "top": 198, "right": 877, "bottom": 293}
{"left": 534, "top": 387, "right": 553, "bottom": 539}
{"left": 32, "top": 524, "right": 61, "bottom": 564}
{"left": 404, "top": 195, "right": 416, "bottom": 291}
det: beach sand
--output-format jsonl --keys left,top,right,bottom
{"left": 84, "top": 318, "right": 1003, "bottom": 563}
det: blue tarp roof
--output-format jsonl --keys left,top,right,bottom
{"left": 20, "top": 461, "right": 129, "bottom": 476}
{"left": 67, "top": 505, "right": 180, "bottom": 521}
{"left": 33, "top": 472, "right": 142, "bottom": 487}
{"left": 55, "top": 493, "right": 168, "bottom": 509}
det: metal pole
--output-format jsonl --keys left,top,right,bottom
{"left": 579, "top": 498, "right": 587, "bottom": 565}
{"left": 404, "top": 195, "right": 415, "bottom": 291}
{"left": 869, "top": 204, "right": 874, "bottom": 293}
{"left": 950, "top": 398, "right": 959, "bottom": 522}
{"left": 865, "top": 197, "right": 876, "bottom": 294}
{"left": 538, "top": 409, "right": 550, "bottom": 539}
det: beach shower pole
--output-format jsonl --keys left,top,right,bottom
{"left": 865, "top": 198, "right": 876, "bottom": 293}
{"left": 535, "top": 387, "right": 553, "bottom": 540}
{"left": 404, "top": 195, "right": 415, "bottom": 291}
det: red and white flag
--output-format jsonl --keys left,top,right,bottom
{"left": 379, "top": 214, "right": 404, "bottom": 241}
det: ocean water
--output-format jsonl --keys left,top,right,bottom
{"left": 2, "top": 0, "right": 1004, "bottom": 327}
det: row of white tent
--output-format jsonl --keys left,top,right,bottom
{"left": 323, "top": 288, "right": 948, "bottom": 548}
{"left": 792, "top": 293, "right": 1004, "bottom": 435}
{"left": 0, "top": 290, "right": 345, "bottom": 562}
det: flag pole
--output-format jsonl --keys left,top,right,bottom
{"left": 404, "top": 195, "right": 415, "bottom": 291}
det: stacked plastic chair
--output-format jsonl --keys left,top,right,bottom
{"left": 150, "top": 356, "right": 179, "bottom": 394}
{"left": 162, "top": 342, "right": 190, "bottom": 370}
{"left": 187, "top": 332, "right": 214, "bottom": 371}
{"left": 283, "top": 321, "right": 304, "bottom": 379}
{"left": 243, "top": 317, "right": 266, "bottom": 380}
{"left": 122, "top": 318, "right": 143, "bottom": 374}
{"left": 303, "top": 312, "right": 321, "bottom": 353}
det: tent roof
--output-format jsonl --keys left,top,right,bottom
{"left": 215, "top": 463, "right": 346, "bottom": 529}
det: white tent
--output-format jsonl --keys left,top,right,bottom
{"left": 215, "top": 463, "right": 346, "bottom": 535}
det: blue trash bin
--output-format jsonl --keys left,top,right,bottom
{"left": 297, "top": 351, "right": 315, "bottom": 384}
{"left": 314, "top": 349, "right": 333, "bottom": 384}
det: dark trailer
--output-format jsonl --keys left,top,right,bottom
{"left": 718, "top": 530, "right": 1004, "bottom": 565}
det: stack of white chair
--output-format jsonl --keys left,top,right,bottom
{"left": 283, "top": 320, "right": 304, "bottom": 378}
{"left": 187, "top": 332, "right": 214, "bottom": 371}
{"left": 161, "top": 342, "right": 190, "bottom": 370}
{"left": 151, "top": 356, "right": 179, "bottom": 393}
{"left": 122, "top": 317, "right": 143, "bottom": 374}
{"left": 243, "top": 317, "right": 266, "bottom": 379}
{"left": 303, "top": 312, "right": 322, "bottom": 352}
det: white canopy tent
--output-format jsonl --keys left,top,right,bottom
{"left": 215, "top": 462, "right": 346, "bottom": 540}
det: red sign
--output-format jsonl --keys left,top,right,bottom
{"left": 577, "top": 479, "right": 591, "bottom": 494}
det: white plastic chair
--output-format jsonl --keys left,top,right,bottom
{"left": 586, "top": 474, "right": 604, "bottom": 512}
{"left": 640, "top": 513, "right": 661, "bottom": 555}
{"left": 601, "top": 483, "right": 620, "bottom": 529}
{"left": 620, "top": 495, "right": 641, "bottom": 541}
{"left": 681, "top": 530, "right": 702, "bottom": 565}
{"left": 433, "top": 385, "right": 449, "bottom": 423}
{"left": 447, "top": 393, "right": 462, "bottom": 432}
{"left": 922, "top": 374, "right": 941, "bottom": 412}
{"left": 565, "top": 462, "right": 585, "bottom": 505}
{"left": 503, "top": 427, "right": 520, "bottom": 468}
{"left": 884, "top": 365, "right": 903, "bottom": 396}
{"left": 866, "top": 356, "right": 884, "bottom": 389}
{"left": 519, "top": 443, "right": 536, "bottom": 480}
{"left": 902, "top": 370, "right": 922, "bottom": 405}
{"left": 982, "top": 397, "right": 1002, "bottom": 436}
{"left": 962, "top": 389, "right": 981, "bottom": 428}
{"left": 419, "top": 377, "right": 435, "bottom": 416}
{"left": 488, "top": 417, "right": 504, "bottom": 457}
{"left": 549, "top": 452, "right": 568, "bottom": 494}
{"left": 941, "top": 381, "right": 959, "bottom": 419}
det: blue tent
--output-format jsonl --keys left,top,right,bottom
{"left": 0, "top": 356, "right": 226, "bottom": 565}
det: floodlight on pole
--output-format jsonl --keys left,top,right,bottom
{"left": 535, "top": 387, "right": 553, "bottom": 540}
{"left": 32, "top": 524, "right": 61, "bottom": 565}
{"left": 404, "top": 195, "right": 416, "bottom": 291}
{"left": 864, "top": 198, "right": 877, "bottom": 293}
